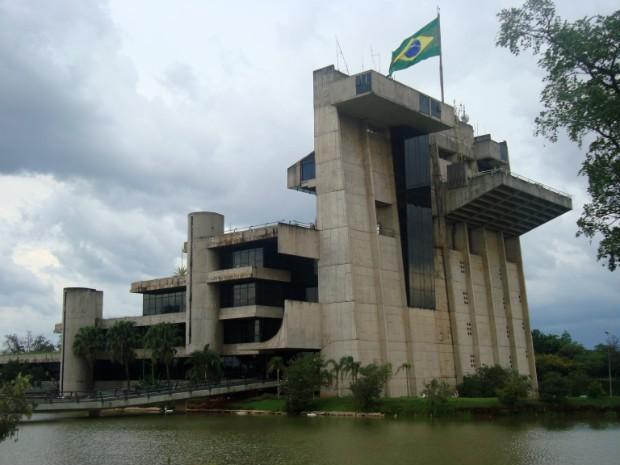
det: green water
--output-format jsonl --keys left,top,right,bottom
{"left": 1, "top": 414, "right": 619, "bottom": 465}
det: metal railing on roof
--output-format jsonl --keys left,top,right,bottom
{"left": 471, "top": 168, "right": 571, "bottom": 199}
{"left": 224, "top": 220, "right": 316, "bottom": 234}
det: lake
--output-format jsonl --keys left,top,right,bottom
{"left": 1, "top": 413, "right": 619, "bottom": 465}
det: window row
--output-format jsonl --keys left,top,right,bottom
{"left": 143, "top": 291, "right": 186, "bottom": 316}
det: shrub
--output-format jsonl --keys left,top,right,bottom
{"left": 496, "top": 371, "right": 530, "bottom": 407}
{"left": 568, "top": 370, "right": 593, "bottom": 396}
{"left": 423, "top": 379, "right": 452, "bottom": 416}
{"left": 458, "top": 365, "right": 511, "bottom": 397}
{"left": 586, "top": 380, "right": 605, "bottom": 398}
{"left": 285, "top": 353, "right": 323, "bottom": 415}
{"left": 539, "top": 372, "right": 570, "bottom": 403}
{"left": 350, "top": 363, "right": 392, "bottom": 412}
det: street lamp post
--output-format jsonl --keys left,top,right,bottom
{"left": 605, "top": 331, "right": 613, "bottom": 398}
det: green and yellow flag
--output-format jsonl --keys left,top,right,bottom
{"left": 388, "top": 17, "right": 441, "bottom": 76}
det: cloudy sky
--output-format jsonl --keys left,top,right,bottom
{"left": 0, "top": 0, "right": 617, "bottom": 347}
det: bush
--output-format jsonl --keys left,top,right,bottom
{"left": 539, "top": 372, "right": 570, "bottom": 403}
{"left": 423, "top": 379, "right": 452, "bottom": 416}
{"left": 350, "top": 363, "right": 392, "bottom": 412}
{"left": 458, "top": 365, "right": 511, "bottom": 397}
{"left": 284, "top": 353, "right": 323, "bottom": 415}
{"left": 586, "top": 380, "right": 605, "bottom": 398}
{"left": 568, "top": 370, "right": 593, "bottom": 396}
{"left": 496, "top": 372, "right": 530, "bottom": 407}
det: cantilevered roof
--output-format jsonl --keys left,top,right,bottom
{"left": 446, "top": 170, "right": 572, "bottom": 236}
{"left": 329, "top": 70, "right": 453, "bottom": 133}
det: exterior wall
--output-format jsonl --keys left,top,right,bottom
{"left": 60, "top": 287, "right": 103, "bottom": 394}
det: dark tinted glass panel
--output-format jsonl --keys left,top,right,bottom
{"left": 419, "top": 94, "right": 430, "bottom": 115}
{"left": 300, "top": 153, "right": 316, "bottom": 181}
{"left": 431, "top": 99, "right": 442, "bottom": 119}
{"left": 143, "top": 291, "right": 186, "bottom": 316}
{"left": 391, "top": 129, "right": 435, "bottom": 309}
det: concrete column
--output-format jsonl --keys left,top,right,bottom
{"left": 498, "top": 233, "right": 521, "bottom": 373}
{"left": 506, "top": 236, "right": 539, "bottom": 390}
{"left": 459, "top": 224, "right": 482, "bottom": 371}
{"left": 60, "top": 287, "right": 103, "bottom": 394}
{"left": 479, "top": 229, "right": 501, "bottom": 366}
{"left": 186, "top": 212, "right": 224, "bottom": 354}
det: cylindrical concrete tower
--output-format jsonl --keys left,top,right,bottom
{"left": 59, "top": 287, "right": 103, "bottom": 394}
{"left": 186, "top": 212, "right": 224, "bottom": 353}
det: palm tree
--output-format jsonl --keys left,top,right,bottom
{"left": 72, "top": 325, "right": 104, "bottom": 389}
{"left": 340, "top": 356, "right": 361, "bottom": 387}
{"left": 267, "top": 356, "right": 286, "bottom": 398}
{"left": 326, "top": 357, "right": 350, "bottom": 397}
{"left": 106, "top": 321, "right": 138, "bottom": 390}
{"left": 186, "top": 344, "right": 222, "bottom": 384}
{"left": 174, "top": 265, "right": 187, "bottom": 277}
{"left": 143, "top": 323, "right": 181, "bottom": 386}
{"left": 395, "top": 362, "right": 412, "bottom": 397}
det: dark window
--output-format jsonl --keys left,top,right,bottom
{"left": 431, "top": 98, "right": 442, "bottom": 119}
{"left": 419, "top": 94, "right": 430, "bottom": 115}
{"left": 223, "top": 318, "right": 282, "bottom": 344}
{"left": 391, "top": 129, "right": 435, "bottom": 310}
{"left": 300, "top": 152, "right": 315, "bottom": 181}
{"left": 232, "top": 248, "right": 264, "bottom": 268}
{"left": 355, "top": 72, "right": 372, "bottom": 94}
{"left": 221, "top": 282, "right": 284, "bottom": 308}
{"left": 143, "top": 291, "right": 186, "bottom": 316}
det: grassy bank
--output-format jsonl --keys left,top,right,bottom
{"left": 229, "top": 395, "right": 620, "bottom": 417}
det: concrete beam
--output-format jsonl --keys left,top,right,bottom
{"left": 207, "top": 266, "right": 291, "bottom": 284}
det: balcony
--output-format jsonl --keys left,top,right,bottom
{"left": 221, "top": 300, "right": 321, "bottom": 355}
{"left": 446, "top": 169, "right": 572, "bottom": 236}
{"left": 207, "top": 266, "right": 291, "bottom": 284}
{"left": 219, "top": 305, "right": 284, "bottom": 320}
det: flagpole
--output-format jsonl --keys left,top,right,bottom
{"left": 437, "top": 7, "right": 445, "bottom": 103}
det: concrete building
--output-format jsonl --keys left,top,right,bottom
{"left": 59, "top": 66, "right": 571, "bottom": 395}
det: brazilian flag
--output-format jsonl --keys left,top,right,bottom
{"left": 388, "top": 17, "right": 441, "bottom": 76}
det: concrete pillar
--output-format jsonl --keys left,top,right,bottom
{"left": 60, "top": 287, "right": 103, "bottom": 394}
{"left": 186, "top": 212, "right": 224, "bottom": 354}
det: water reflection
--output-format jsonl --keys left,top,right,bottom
{"left": 1, "top": 414, "right": 618, "bottom": 465}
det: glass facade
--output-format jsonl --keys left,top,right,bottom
{"left": 223, "top": 318, "right": 282, "bottom": 344}
{"left": 220, "top": 282, "right": 285, "bottom": 308}
{"left": 232, "top": 247, "right": 263, "bottom": 268}
{"left": 391, "top": 129, "right": 436, "bottom": 309}
{"left": 300, "top": 152, "right": 316, "bottom": 181}
{"left": 143, "top": 290, "right": 186, "bottom": 316}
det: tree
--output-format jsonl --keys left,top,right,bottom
{"left": 497, "top": 1, "right": 620, "bottom": 270}
{"left": 174, "top": 265, "right": 187, "bottom": 277}
{"left": 267, "top": 356, "right": 286, "bottom": 399}
{"left": 31, "top": 335, "right": 56, "bottom": 353}
{"left": 422, "top": 379, "right": 452, "bottom": 417}
{"left": 340, "top": 356, "right": 361, "bottom": 384}
{"left": 0, "top": 374, "right": 33, "bottom": 443}
{"left": 3, "top": 334, "right": 24, "bottom": 355}
{"left": 539, "top": 371, "right": 571, "bottom": 402}
{"left": 106, "top": 321, "right": 138, "bottom": 390}
{"left": 72, "top": 326, "right": 105, "bottom": 387}
{"left": 496, "top": 371, "right": 531, "bottom": 407}
{"left": 458, "top": 365, "right": 511, "bottom": 397}
{"left": 285, "top": 353, "right": 323, "bottom": 415}
{"left": 325, "top": 357, "right": 349, "bottom": 397}
{"left": 350, "top": 363, "right": 392, "bottom": 412}
{"left": 394, "top": 362, "right": 412, "bottom": 397}
{"left": 143, "top": 323, "right": 181, "bottom": 386}
{"left": 186, "top": 344, "right": 222, "bottom": 384}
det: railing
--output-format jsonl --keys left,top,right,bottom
{"left": 24, "top": 377, "right": 276, "bottom": 405}
{"left": 471, "top": 168, "right": 572, "bottom": 198}
{"left": 224, "top": 220, "right": 315, "bottom": 234}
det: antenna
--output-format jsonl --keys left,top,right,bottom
{"left": 335, "top": 36, "right": 350, "bottom": 74}
{"left": 370, "top": 46, "right": 376, "bottom": 71}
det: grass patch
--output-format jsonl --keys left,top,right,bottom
{"left": 229, "top": 395, "right": 620, "bottom": 416}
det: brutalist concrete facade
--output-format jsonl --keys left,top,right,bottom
{"left": 59, "top": 66, "right": 571, "bottom": 396}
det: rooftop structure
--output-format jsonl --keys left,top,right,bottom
{"left": 58, "top": 66, "right": 571, "bottom": 396}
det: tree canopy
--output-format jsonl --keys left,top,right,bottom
{"left": 0, "top": 374, "right": 32, "bottom": 443}
{"left": 497, "top": 0, "right": 620, "bottom": 270}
